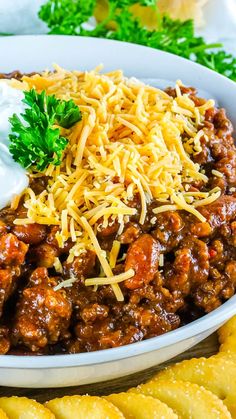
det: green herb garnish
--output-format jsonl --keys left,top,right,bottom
{"left": 39, "top": 0, "right": 97, "bottom": 35}
{"left": 38, "top": 0, "right": 236, "bottom": 81}
{"left": 9, "top": 89, "right": 81, "bottom": 171}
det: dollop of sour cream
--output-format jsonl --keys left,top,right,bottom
{"left": 0, "top": 81, "right": 29, "bottom": 210}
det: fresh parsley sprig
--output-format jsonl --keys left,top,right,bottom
{"left": 9, "top": 89, "right": 81, "bottom": 171}
{"left": 39, "top": 0, "right": 97, "bottom": 35}
{"left": 38, "top": 0, "right": 236, "bottom": 82}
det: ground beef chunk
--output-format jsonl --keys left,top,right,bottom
{"left": 193, "top": 276, "right": 234, "bottom": 312}
{"left": 80, "top": 303, "right": 109, "bottom": 323}
{"left": 0, "top": 233, "right": 28, "bottom": 317}
{"left": 152, "top": 211, "right": 185, "bottom": 252}
{"left": 0, "top": 221, "right": 7, "bottom": 237}
{"left": 0, "top": 326, "right": 10, "bottom": 355}
{"left": 63, "top": 250, "right": 96, "bottom": 283}
{"left": 12, "top": 268, "right": 72, "bottom": 352}
{"left": 189, "top": 221, "right": 212, "bottom": 238}
{"left": 0, "top": 267, "right": 21, "bottom": 317}
{"left": 0, "top": 233, "right": 28, "bottom": 266}
{"left": 213, "top": 108, "right": 233, "bottom": 138}
{"left": 119, "top": 223, "right": 142, "bottom": 244}
{"left": 230, "top": 221, "right": 236, "bottom": 247}
{"left": 29, "top": 243, "right": 59, "bottom": 268}
{"left": 124, "top": 234, "right": 160, "bottom": 289}
{"left": 199, "top": 196, "right": 236, "bottom": 231}
{"left": 208, "top": 239, "right": 229, "bottom": 271}
{"left": 165, "top": 238, "right": 210, "bottom": 295}
{"left": 225, "top": 261, "right": 236, "bottom": 285}
{"left": 97, "top": 219, "right": 119, "bottom": 238}
{"left": 203, "top": 108, "right": 236, "bottom": 188}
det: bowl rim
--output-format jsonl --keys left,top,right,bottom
{"left": 0, "top": 34, "right": 236, "bottom": 370}
{"left": 1, "top": 34, "right": 236, "bottom": 88}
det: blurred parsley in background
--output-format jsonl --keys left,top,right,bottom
{"left": 38, "top": 0, "right": 236, "bottom": 81}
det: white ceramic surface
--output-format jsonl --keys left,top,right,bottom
{"left": 1, "top": 0, "right": 236, "bottom": 55}
{"left": 0, "top": 35, "right": 236, "bottom": 388}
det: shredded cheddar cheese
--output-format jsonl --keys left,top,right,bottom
{"left": 54, "top": 275, "right": 77, "bottom": 291}
{"left": 85, "top": 269, "right": 135, "bottom": 287}
{"left": 11, "top": 66, "right": 221, "bottom": 298}
{"left": 212, "top": 169, "right": 224, "bottom": 178}
{"left": 109, "top": 240, "right": 121, "bottom": 270}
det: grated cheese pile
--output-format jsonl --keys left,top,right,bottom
{"left": 11, "top": 66, "right": 221, "bottom": 300}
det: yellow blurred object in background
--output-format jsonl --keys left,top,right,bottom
{"left": 95, "top": 0, "right": 209, "bottom": 29}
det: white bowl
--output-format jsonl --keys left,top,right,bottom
{"left": 0, "top": 35, "right": 236, "bottom": 388}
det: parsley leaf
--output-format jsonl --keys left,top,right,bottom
{"left": 39, "top": 0, "right": 96, "bottom": 35}
{"left": 39, "top": 0, "right": 236, "bottom": 82}
{"left": 55, "top": 98, "right": 82, "bottom": 128}
{"left": 195, "top": 50, "right": 236, "bottom": 81}
{"left": 9, "top": 89, "right": 81, "bottom": 171}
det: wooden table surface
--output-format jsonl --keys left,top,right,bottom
{"left": 0, "top": 332, "right": 219, "bottom": 404}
